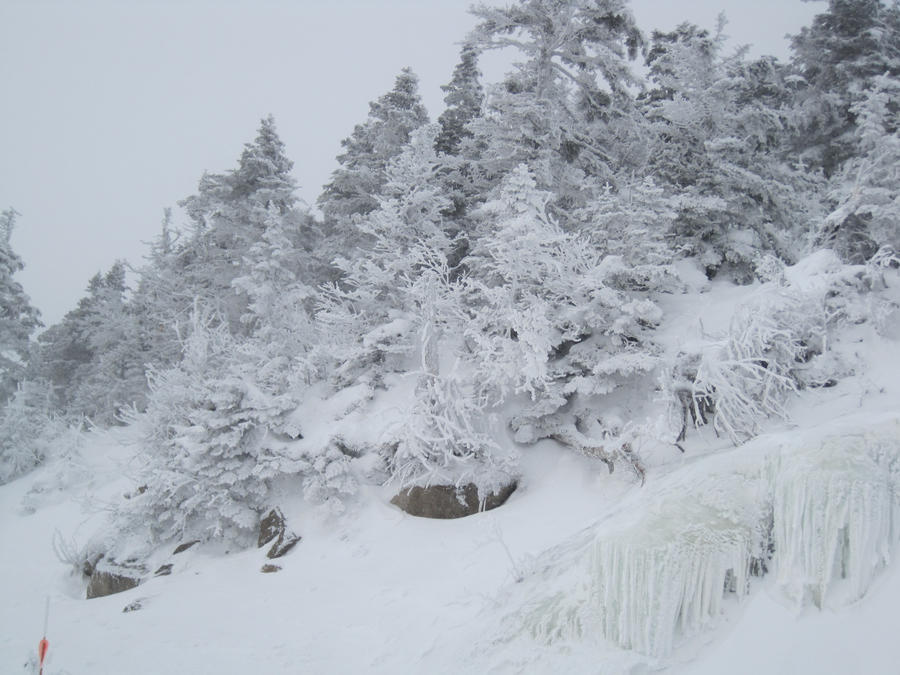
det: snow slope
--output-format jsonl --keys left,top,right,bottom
{"left": 3, "top": 266, "right": 900, "bottom": 674}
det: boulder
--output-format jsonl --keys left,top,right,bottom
{"left": 86, "top": 570, "right": 141, "bottom": 599}
{"left": 261, "top": 564, "right": 282, "bottom": 574}
{"left": 391, "top": 482, "right": 517, "bottom": 519}
{"left": 86, "top": 556, "right": 147, "bottom": 599}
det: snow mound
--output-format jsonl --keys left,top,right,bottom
{"left": 774, "top": 422, "right": 900, "bottom": 608}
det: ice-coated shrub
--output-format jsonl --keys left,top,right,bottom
{"left": 674, "top": 251, "right": 880, "bottom": 444}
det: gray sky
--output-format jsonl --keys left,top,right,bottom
{"left": 1, "top": 0, "right": 822, "bottom": 325}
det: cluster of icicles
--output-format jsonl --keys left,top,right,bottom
{"left": 521, "top": 419, "right": 900, "bottom": 658}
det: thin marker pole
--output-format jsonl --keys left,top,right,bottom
{"left": 38, "top": 597, "right": 50, "bottom": 675}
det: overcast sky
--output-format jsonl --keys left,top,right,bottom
{"left": 1, "top": 0, "right": 822, "bottom": 325}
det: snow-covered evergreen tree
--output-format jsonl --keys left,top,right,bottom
{"left": 0, "top": 379, "right": 62, "bottom": 484}
{"left": 179, "top": 116, "right": 306, "bottom": 334}
{"left": 317, "top": 126, "right": 510, "bottom": 487}
{"left": 465, "top": 166, "right": 664, "bottom": 471}
{"left": 37, "top": 262, "right": 144, "bottom": 424}
{"left": 231, "top": 202, "right": 318, "bottom": 392}
{"left": 436, "top": 43, "right": 485, "bottom": 158}
{"left": 0, "top": 208, "right": 42, "bottom": 404}
{"left": 319, "top": 68, "right": 429, "bottom": 227}
{"left": 434, "top": 43, "right": 487, "bottom": 226}
{"left": 789, "top": 0, "right": 900, "bottom": 177}
{"left": 644, "top": 22, "right": 820, "bottom": 279}
{"left": 128, "top": 209, "right": 190, "bottom": 376}
{"left": 465, "top": 0, "right": 645, "bottom": 224}
{"left": 126, "top": 312, "right": 299, "bottom": 544}
{"left": 819, "top": 73, "right": 900, "bottom": 259}
{"left": 317, "top": 125, "right": 455, "bottom": 387}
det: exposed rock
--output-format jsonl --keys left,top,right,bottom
{"left": 122, "top": 485, "right": 147, "bottom": 501}
{"left": 258, "top": 508, "right": 286, "bottom": 548}
{"left": 122, "top": 599, "right": 144, "bottom": 613}
{"left": 258, "top": 507, "right": 301, "bottom": 558}
{"left": 154, "top": 564, "right": 173, "bottom": 577}
{"left": 173, "top": 540, "right": 200, "bottom": 555}
{"left": 391, "top": 482, "right": 518, "bottom": 519}
{"left": 261, "top": 564, "right": 282, "bottom": 573}
{"left": 86, "top": 571, "right": 141, "bottom": 599}
{"left": 267, "top": 532, "right": 301, "bottom": 559}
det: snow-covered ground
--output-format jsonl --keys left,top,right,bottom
{"left": 3, "top": 266, "right": 900, "bottom": 674}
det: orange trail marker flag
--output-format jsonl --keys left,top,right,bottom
{"left": 38, "top": 596, "right": 49, "bottom": 674}
{"left": 38, "top": 637, "right": 49, "bottom": 665}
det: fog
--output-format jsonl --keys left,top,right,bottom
{"left": 1, "top": 0, "right": 820, "bottom": 324}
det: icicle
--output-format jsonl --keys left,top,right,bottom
{"left": 774, "top": 427, "right": 900, "bottom": 608}
{"left": 588, "top": 500, "right": 753, "bottom": 657}
{"left": 523, "top": 478, "right": 761, "bottom": 659}
{"left": 511, "top": 421, "right": 900, "bottom": 659}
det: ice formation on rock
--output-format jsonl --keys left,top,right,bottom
{"left": 523, "top": 469, "right": 765, "bottom": 658}
{"left": 512, "top": 419, "right": 900, "bottom": 659}
{"left": 774, "top": 425, "right": 900, "bottom": 608}
{"left": 588, "top": 499, "right": 754, "bottom": 657}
